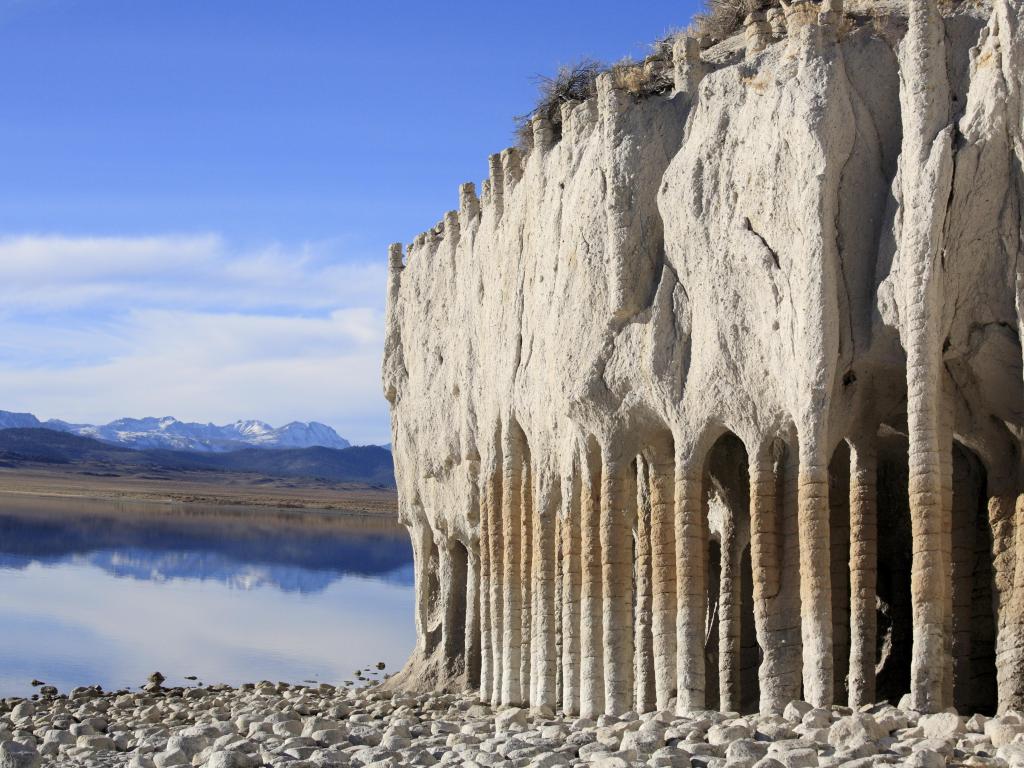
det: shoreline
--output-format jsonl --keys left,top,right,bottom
{"left": 0, "top": 467, "right": 398, "bottom": 517}
{"left": 1, "top": 681, "right": 1018, "bottom": 768}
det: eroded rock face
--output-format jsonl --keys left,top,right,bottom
{"left": 382, "top": 0, "right": 1024, "bottom": 718}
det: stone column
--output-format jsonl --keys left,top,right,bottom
{"left": 410, "top": 524, "right": 433, "bottom": 655}
{"left": 458, "top": 182, "right": 480, "bottom": 225}
{"left": 532, "top": 114, "right": 554, "bottom": 153}
{"left": 719, "top": 521, "right": 741, "bottom": 713}
{"left": 750, "top": 447, "right": 782, "bottom": 712}
{"left": 382, "top": 243, "right": 404, "bottom": 407}
{"left": 500, "top": 147, "right": 523, "bottom": 197}
{"left": 488, "top": 455, "right": 505, "bottom": 706}
{"left": 561, "top": 469, "right": 582, "bottom": 715}
{"left": 554, "top": 511, "right": 564, "bottom": 710}
{"left": 532, "top": 472, "right": 558, "bottom": 711}
{"left": 521, "top": 457, "right": 533, "bottom": 704}
{"left": 649, "top": 452, "right": 677, "bottom": 710}
{"left": 898, "top": 0, "right": 954, "bottom": 714}
{"left": 989, "top": 493, "right": 1024, "bottom": 712}
{"left": 479, "top": 475, "right": 492, "bottom": 699}
{"left": 635, "top": 460, "right": 655, "bottom": 713}
{"left": 940, "top": 389, "right": 955, "bottom": 710}
{"left": 580, "top": 447, "right": 605, "bottom": 718}
{"left": 780, "top": 449, "right": 805, "bottom": 702}
{"left": 436, "top": 544, "right": 460, "bottom": 671}
{"left": 598, "top": 73, "right": 656, "bottom": 322}
{"left": 487, "top": 153, "right": 504, "bottom": 220}
{"left": 1005, "top": 494, "right": 1024, "bottom": 712}
{"left": 847, "top": 439, "right": 877, "bottom": 708}
{"left": 601, "top": 450, "right": 636, "bottom": 715}
{"left": 907, "top": 362, "right": 952, "bottom": 713}
{"left": 798, "top": 437, "right": 834, "bottom": 708}
{"left": 676, "top": 456, "right": 706, "bottom": 713}
{"left": 744, "top": 11, "right": 771, "bottom": 58}
{"left": 501, "top": 426, "right": 524, "bottom": 706}
{"left": 465, "top": 547, "right": 481, "bottom": 688}
{"left": 767, "top": 7, "right": 787, "bottom": 37}
{"left": 672, "top": 35, "right": 705, "bottom": 97}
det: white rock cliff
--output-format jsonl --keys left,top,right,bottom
{"left": 382, "top": 0, "right": 1024, "bottom": 717}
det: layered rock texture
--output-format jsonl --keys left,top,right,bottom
{"left": 382, "top": 0, "right": 1024, "bottom": 717}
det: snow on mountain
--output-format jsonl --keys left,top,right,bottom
{"left": 0, "top": 411, "right": 351, "bottom": 453}
{"left": 230, "top": 420, "right": 274, "bottom": 438}
{"left": 257, "top": 421, "right": 349, "bottom": 449}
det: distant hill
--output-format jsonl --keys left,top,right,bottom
{"left": 0, "top": 428, "right": 394, "bottom": 488}
{"left": 0, "top": 411, "right": 41, "bottom": 430}
{"left": 0, "top": 411, "right": 351, "bottom": 453}
{"left": 0, "top": 428, "right": 137, "bottom": 464}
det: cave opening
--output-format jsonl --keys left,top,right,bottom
{"left": 424, "top": 536, "right": 443, "bottom": 655}
{"left": 871, "top": 431, "right": 998, "bottom": 712}
{"left": 703, "top": 431, "right": 760, "bottom": 713}
{"left": 829, "top": 441, "right": 852, "bottom": 704}
{"left": 705, "top": 536, "right": 721, "bottom": 711}
{"left": 952, "top": 441, "right": 996, "bottom": 715}
{"left": 739, "top": 543, "right": 758, "bottom": 714}
{"left": 875, "top": 429, "right": 912, "bottom": 704}
{"left": 448, "top": 539, "right": 471, "bottom": 679}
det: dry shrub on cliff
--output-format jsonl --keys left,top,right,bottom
{"left": 608, "top": 49, "right": 673, "bottom": 97}
{"left": 692, "top": 0, "right": 765, "bottom": 41}
{"left": 515, "top": 59, "right": 603, "bottom": 149}
{"left": 515, "top": 51, "right": 679, "bottom": 149}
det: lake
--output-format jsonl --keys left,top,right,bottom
{"left": 0, "top": 493, "right": 415, "bottom": 698}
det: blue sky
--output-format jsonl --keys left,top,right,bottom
{"left": 0, "top": 0, "right": 698, "bottom": 445}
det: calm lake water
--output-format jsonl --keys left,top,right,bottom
{"left": 0, "top": 494, "right": 415, "bottom": 698}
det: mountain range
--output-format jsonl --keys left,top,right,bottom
{"left": 0, "top": 428, "right": 395, "bottom": 488}
{"left": 0, "top": 411, "right": 351, "bottom": 452}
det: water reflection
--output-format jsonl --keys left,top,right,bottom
{"left": 0, "top": 494, "right": 415, "bottom": 697}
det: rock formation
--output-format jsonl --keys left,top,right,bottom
{"left": 382, "top": 0, "right": 1024, "bottom": 717}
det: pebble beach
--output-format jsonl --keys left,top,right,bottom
{"left": 1, "top": 681, "right": 1023, "bottom": 768}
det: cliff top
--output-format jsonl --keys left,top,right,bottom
{"left": 511, "top": 0, "right": 991, "bottom": 151}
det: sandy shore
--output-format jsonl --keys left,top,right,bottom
{"left": 0, "top": 467, "right": 397, "bottom": 516}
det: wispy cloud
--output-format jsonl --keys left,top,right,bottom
{"left": 0, "top": 234, "right": 385, "bottom": 315}
{"left": 0, "top": 234, "right": 390, "bottom": 443}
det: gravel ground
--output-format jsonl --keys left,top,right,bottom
{"left": 0, "top": 681, "right": 1021, "bottom": 768}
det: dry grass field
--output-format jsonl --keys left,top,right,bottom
{"left": 0, "top": 466, "right": 398, "bottom": 517}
